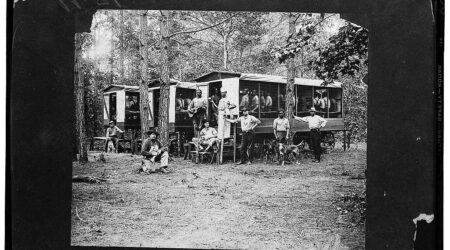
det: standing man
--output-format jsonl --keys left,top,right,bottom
{"left": 239, "top": 88, "right": 250, "bottom": 111}
{"left": 260, "top": 91, "right": 266, "bottom": 112}
{"left": 141, "top": 130, "right": 169, "bottom": 173}
{"left": 227, "top": 107, "right": 261, "bottom": 165}
{"left": 273, "top": 110, "right": 290, "bottom": 144}
{"left": 105, "top": 121, "right": 123, "bottom": 153}
{"left": 250, "top": 89, "right": 260, "bottom": 114}
{"left": 293, "top": 107, "right": 327, "bottom": 163}
{"left": 265, "top": 91, "right": 273, "bottom": 111}
{"left": 188, "top": 89, "right": 208, "bottom": 132}
{"left": 212, "top": 88, "right": 236, "bottom": 140}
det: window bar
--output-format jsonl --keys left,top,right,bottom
{"left": 327, "top": 88, "right": 330, "bottom": 118}
{"left": 258, "top": 82, "right": 261, "bottom": 119}
{"left": 277, "top": 83, "right": 280, "bottom": 112}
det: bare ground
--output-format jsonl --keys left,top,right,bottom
{"left": 71, "top": 146, "right": 366, "bottom": 249}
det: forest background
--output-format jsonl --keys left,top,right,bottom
{"left": 74, "top": 10, "right": 368, "bottom": 160}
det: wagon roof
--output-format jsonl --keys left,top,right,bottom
{"left": 240, "top": 73, "right": 342, "bottom": 88}
{"left": 194, "top": 71, "right": 342, "bottom": 88}
{"left": 103, "top": 84, "right": 139, "bottom": 93}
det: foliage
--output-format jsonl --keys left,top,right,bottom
{"left": 308, "top": 23, "right": 368, "bottom": 83}
{"left": 77, "top": 11, "right": 368, "bottom": 143}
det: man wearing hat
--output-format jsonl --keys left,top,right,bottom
{"left": 227, "top": 107, "right": 261, "bottom": 165}
{"left": 293, "top": 107, "right": 327, "bottom": 163}
{"left": 213, "top": 87, "right": 236, "bottom": 140}
{"left": 141, "top": 129, "right": 169, "bottom": 173}
{"left": 104, "top": 121, "right": 123, "bottom": 153}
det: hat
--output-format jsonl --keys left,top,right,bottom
{"left": 241, "top": 107, "right": 249, "bottom": 111}
{"left": 309, "top": 107, "right": 317, "bottom": 112}
{"left": 109, "top": 121, "right": 115, "bottom": 124}
{"left": 220, "top": 87, "right": 227, "bottom": 92}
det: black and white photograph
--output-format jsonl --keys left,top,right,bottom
{"left": 9, "top": 0, "right": 441, "bottom": 249}
{"left": 71, "top": 10, "right": 367, "bottom": 249}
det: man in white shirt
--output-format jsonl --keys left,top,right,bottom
{"left": 240, "top": 88, "right": 250, "bottom": 110}
{"left": 250, "top": 90, "right": 259, "bottom": 114}
{"left": 265, "top": 92, "right": 273, "bottom": 111}
{"left": 293, "top": 107, "right": 327, "bottom": 163}
{"left": 212, "top": 88, "right": 236, "bottom": 139}
{"left": 273, "top": 109, "right": 290, "bottom": 144}
{"left": 192, "top": 121, "right": 219, "bottom": 152}
{"left": 227, "top": 107, "right": 261, "bottom": 165}
{"left": 104, "top": 121, "right": 123, "bottom": 153}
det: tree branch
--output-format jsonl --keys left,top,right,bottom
{"left": 164, "top": 13, "right": 238, "bottom": 39}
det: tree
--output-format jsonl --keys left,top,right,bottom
{"left": 139, "top": 11, "right": 151, "bottom": 139}
{"left": 285, "top": 13, "right": 296, "bottom": 142}
{"left": 158, "top": 10, "right": 172, "bottom": 146}
{"left": 74, "top": 33, "right": 88, "bottom": 162}
{"left": 307, "top": 23, "right": 368, "bottom": 83}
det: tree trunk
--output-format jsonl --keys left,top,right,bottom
{"left": 139, "top": 11, "right": 151, "bottom": 140}
{"left": 223, "top": 32, "right": 229, "bottom": 70}
{"left": 286, "top": 13, "right": 296, "bottom": 144}
{"left": 120, "top": 10, "right": 125, "bottom": 81}
{"left": 75, "top": 33, "right": 88, "bottom": 162}
{"left": 158, "top": 10, "right": 172, "bottom": 147}
{"left": 109, "top": 25, "right": 114, "bottom": 85}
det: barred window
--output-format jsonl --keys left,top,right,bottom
{"left": 329, "top": 88, "right": 342, "bottom": 118}
{"left": 296, "top": 86, "right": 313, "bottom": 117}
{"left": 239, "top": 81, "right": 259, "bottom": 116}
{"left": 259, "top": 82, "right": 278, "bottom": 118}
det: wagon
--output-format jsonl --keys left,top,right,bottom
{"left": 102, "top": 71, "right": 346, "bottom": 153}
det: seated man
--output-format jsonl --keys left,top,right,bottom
{"left": 192, "top": 120, "right": 219, "bottom": 152}
{"left": 141, "top": 130, "right": 169, "bottom": 173}
{"left": 104, "top": 121, "right": 123, "bottom": 153}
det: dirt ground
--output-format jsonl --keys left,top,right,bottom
{"left": 71, "top": 146, "right": 366, "bottom": 249}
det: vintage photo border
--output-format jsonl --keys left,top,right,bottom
{"left": 8, "top": 0, "right": 443, "bottom": 249}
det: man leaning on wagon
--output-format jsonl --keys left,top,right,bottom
{"left": 293, "top": 107, "right": 327, "bottom": 163}
{"left": 227, "top": 107, "right": 261, "bottom": 165}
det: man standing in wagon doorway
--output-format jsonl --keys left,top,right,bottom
{"left": 188, "top": 88, "right": 208, "bottom": 133}
{"left": 293, "top": 107, "right": 327, "bottom": 163}
{"left": 211, "top": 87, "right": 236, "bottom": 141}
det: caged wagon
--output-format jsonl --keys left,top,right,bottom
{"left": 102, "top": 71, "right": 346, "bottom": 155}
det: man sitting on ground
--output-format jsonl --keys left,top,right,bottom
{"left": 192, "top": 120, "right": 219, "bottom": 152}
{"left": 141, "top": 130, "right": 169, "bottom": 173}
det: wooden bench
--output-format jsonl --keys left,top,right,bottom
{"left": 90, "top": 136, "right": 133, "bottom": 153}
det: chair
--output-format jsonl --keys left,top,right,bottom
{"left": 188, "top": 142, "right": 200, "bottom": 164}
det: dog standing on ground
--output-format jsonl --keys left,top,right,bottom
{"left": 107, "top": 140, "right": 116, "bottom": 153}
{"left": 278, "top": 140, "right": 307, "bottom": 166}
{"left": 263, "top": 139, "right": 278, "bottom": 164}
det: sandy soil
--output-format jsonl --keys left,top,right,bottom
{"left": 71, "top": 147, "right": 366, "bottom": 249}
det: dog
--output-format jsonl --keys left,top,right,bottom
{"left": 263, "top": 139, "right": 279, "bottom": 164}
{"left": 107, "top": 140, "right": 116, "bottom": 153}
{"left": 278, "top": 140, "right": 307, "bottom": 166}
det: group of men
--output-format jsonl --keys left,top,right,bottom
{"left": 187, "top": 88, "right": 327, "bottom": 165}
{"left": 104, "top": 87, "right": 328, "bottom": 173}
{"left": 239, "top": 88, "right": 273, "bottom": 114}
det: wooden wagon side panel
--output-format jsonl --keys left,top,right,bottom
{"left": 116, "top": 90, "right": 126, "bottom": 129}
{"left": 103, "top": 94, "right": 109, "bottom": 126}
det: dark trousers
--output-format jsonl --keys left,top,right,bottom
{"left": 310, "top": 129, "right": 322, "bottom": 161}
{"left": 240, "top": 131, "right": 255, "bottom": 162}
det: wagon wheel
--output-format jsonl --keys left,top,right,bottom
{"left": 321, "top": 132, "right": 335, "bottom": 150}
